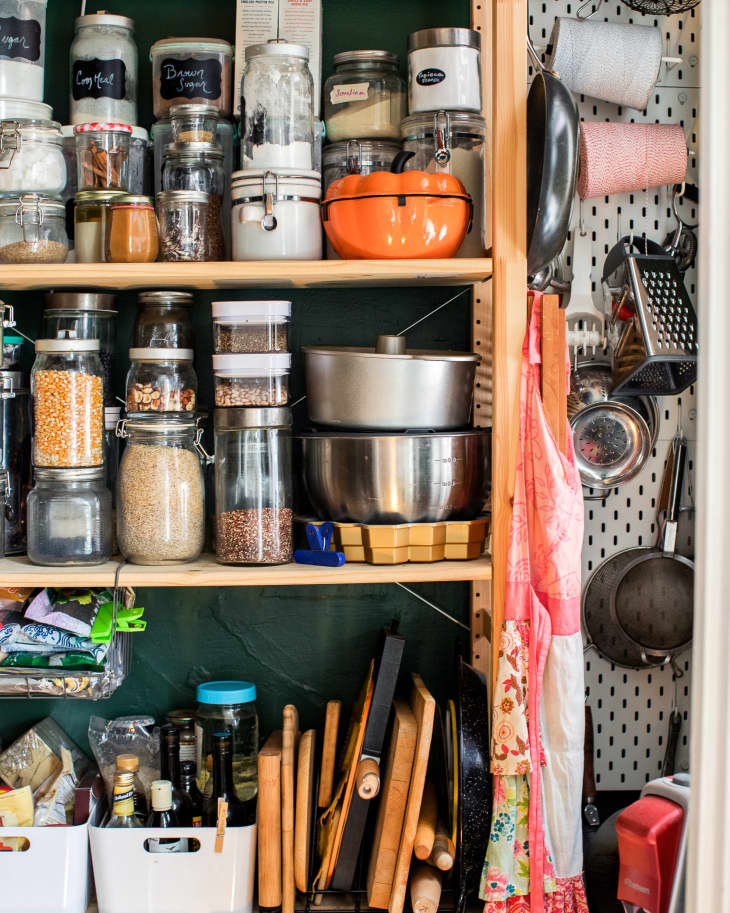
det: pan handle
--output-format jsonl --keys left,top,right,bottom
{"left": 663, "top": 436, "right": 687, "bottom": 554}
{"left": 526, "top": 35, "right": 560, "bottom": 78}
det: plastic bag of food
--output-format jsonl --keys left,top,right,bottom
{"left": 88, "top": 715, "right": 160, "bottom": 805}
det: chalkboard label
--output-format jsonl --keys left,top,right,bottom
{"left": 72, "top": 58, "right": 126, "bottom": 100}
{"left": 0, "top": 15, "right": 41, "bottom": 62}
{"left": 159, "top": 57, "right": 222, "bottom": 101}
{"left": 416, "top": 68, "right": 446, "bottom": 87}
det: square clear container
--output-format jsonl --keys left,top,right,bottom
{"left": 212, "top": 353, "right": 292, "bottom": 407}
{"left": 74, "top": 122, "right": 131, "bottom": 191}
{"left": 211, "top": 300, "right": 292, "bottom": 354}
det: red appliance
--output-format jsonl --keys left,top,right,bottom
{"left": 616, "top": 773, "right": 689, "bottom": 913}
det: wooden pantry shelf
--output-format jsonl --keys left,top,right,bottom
{"left": 0, "top": 259, "right": 492, "bottom": 291}
{"left": 0, "top": 553, "right": 492, "bottom": 588}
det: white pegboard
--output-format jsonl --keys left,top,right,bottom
{"left": 528, "top": 0, "right": 700, "bottom": 789}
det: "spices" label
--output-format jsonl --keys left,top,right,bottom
{"left": 416, "top": 67, "right": 446, "bottom": 87}
{"left": 0, "top": 15, "right": 41, "bottom": 62}
{"left": 329, "top": 82, "right": 369, "bottom": 105}
{"left": 72, "top": 58, "right": 126, "bottom": 100}
{"left": 160, "top": 56, "right": 222, "bottom": 101}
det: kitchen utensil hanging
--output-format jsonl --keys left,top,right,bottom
{"left": 565, "top": 229, "right": 606, "bottom": 355}
{"left": 619, "top": 0, "right": 701, "bottom": 15}
{"left": 662, "top": 183, "right": 699, "bottom": 274}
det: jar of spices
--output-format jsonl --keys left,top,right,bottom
{"left": 212, "top": 353, "right": 291, "bottom": 407}
{"left": 126, "top": 347, "right": 196, "bottom": 413}
{"left": 231, "top": 170, "right": 322, "bottom": 261}
{"left": 170, "top": 103, "right": 219, "bottom": 144}
{"left": 27, "top": 466, "right": 112, "bottom": 566}
{"left": 105, "top": 194, "right": 159, "bottom": 263}
{"left": 134, "top": 290, "right": 194, "bottom": 349}
{"left": 324, "top": 51, "right": 406, "bottom": 143}
{"left": 401, "top": 111, "right": 487, "bottom": 257}
{"left": 167, "top": 710, "right": 197, "bottom": 766}
{"left": 62, "top": 124, "right": 151, "bottom": 202}
{"left": 70, "top": 13, "right": 137, "bottom": 126}
{"left": 162, "top": 142, "right": 224, "bottom": 260}
{"left": 42, "top": 293, "right": 117, "bottom": 404}
{"left": 214, "top": 407, "right": 293, "bottom": 565}
{"left": 31, "top": 334, "right": 104, "bottom": 468}
{"left": 150, "top": 38, "right": 233, "bottom": 120}
{"left": 0, "top": 111, "right": 66, "bottom": 195}
{"left": 0, "top": 194, "right": 68, "bottom": 263}
{"left": 73, "top": 122, "right": 131, "bottom": 191}
{"left": 116, "top": 411, "right": 206, "bottom": 565}
{"left": 74, "top": 189, "right": 125, "bottom": 262}
{"left": 157, "top": 189, "right": 209, "bottom": 262}
{"left": 0, "top": 0, "right": 47, "bottom": 101}
{"left": 407, "top": 28, "right": 482, "bottom": 114}
{"left": 241, "top": 40, "right": 314, "bottom": 171}
{"left": 195, "top": 681, "right": 259, "bottom": 800}
{"left": 212, "top": 300, "right": 291, "bottom": 354}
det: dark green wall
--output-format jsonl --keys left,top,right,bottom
{"left": 1, "top": 0, "right": 474, "bottom": 754}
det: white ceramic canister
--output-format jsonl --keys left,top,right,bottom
{"left": 0, "top": 0, "right": 47, "bottom": 100}
{"left": 408, "top": 28, "right": 481, "bottom": 114}
{"left": 231, "top": 169, "right": 322, "bottom": 261}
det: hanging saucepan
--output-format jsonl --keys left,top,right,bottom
{"left": 526, "top": 37, "right": 580, "bottom": 279}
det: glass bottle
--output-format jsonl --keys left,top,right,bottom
{"left": 203, "top": 731, "right": 253, "bottom": 827}
{"left": 159, "top": 724, "right": 185, "bottom": 823}
{"left": 115, "top": 753, "right": 147, "bottom": 821}
{"left": 147, "top": 780, "right": 187, "bottom": 853}
{"left": 179, "top": 760, "right": 204, "bottom": 827}
{"left": 107, "top": 770, "right": 142, "bottom": 828}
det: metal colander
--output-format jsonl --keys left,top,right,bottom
{"left": 620, "top": 0, "right": 700, "bottom": 12}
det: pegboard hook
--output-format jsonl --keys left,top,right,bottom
{"left": 577, "top": 0, "right": 604, "bottom": 20}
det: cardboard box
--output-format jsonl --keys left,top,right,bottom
{"left": 234, "top": 0, "right": 323, "bottom": 119}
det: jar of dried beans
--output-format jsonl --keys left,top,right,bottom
{"left": 214, "top": 407, "right": 293, "bottom": 565}
{"left": 73, "top": 122, "right": 131, "bottom": 191}
{"left": 212, "top": 353, "right": 291, "bottom": 407}
{"left": 31, "top": 334, "right": 104, "bottom": 468}
{"left": 116, "top": 412, "right": 206, "bottom": 565}
{"left": 126, "top": 347, "right": 196, "bottom": 413}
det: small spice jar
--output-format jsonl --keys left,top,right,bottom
{"left": 170, "top": 103, "right": 219, "bottom": 144}
{"left": 214, "top": 407, "right": 293, "bottom": 566}
{"left": 407, "top": 28, "right": 482, "bottom": 113}
{"left": 27, "top": 466, "right": 112, "bottom": 566}
{"left": 134, "top": 290, "right": 194, "bottom": 349}
{"left": 0, "top": 194, "right": 68, "bottom": 263}
{"left": 162, "top": 142, "right": 224, "bottom": 260}
{"left": 106, "top": 194, "right": 159, "bottom": 263}
{"left": 150, "top": 38, "right": 233, "bottom": 120}
{"left": 74, "top": 189, "right": 125, "bottom": 262}
{"left": 324, "top": 51, "right": 406, "bottom": 143}
{"left": 126, "top": 347, "right": 196, "bottom": 413}
{"left": 195, "top": 681, "right": 259, "bottom": 799}
{"left": 157, "top": 189, "right": 209, "bottom": 262}
{"left": 167, "top": 710, "right": 197, "bottom": 766}
{"left": 31, "top": 334, "right": 104, "bottom": 468}
{"left": 212, "top": 300, "right": 291, "bottom": 354}
{"left": 0, "top": 111, "right": 66, "bottom": 195}
{"left": 73, "top": 122, "right": 131, "bottom": 191}
{"left": 116, "top": 411, "right": 206, "bottom": 565}
{"left": 212, "top": 353, "right": 291, "bottom": 407}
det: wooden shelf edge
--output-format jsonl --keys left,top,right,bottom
{"left": 0, "top": 554, "right": 492, "bottom": 588}
{"left": 0, "top": 259, "right": 493, "bottom": 291}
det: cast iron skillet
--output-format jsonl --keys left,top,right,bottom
{"left": 526, "top": 38, "right": 580, "bottom": 279}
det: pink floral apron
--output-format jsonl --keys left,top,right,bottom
{"left": 480, "top": 294, "right": 588, "bottom": 913}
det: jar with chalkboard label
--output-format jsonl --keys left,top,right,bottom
{"left": 407, "top": 28, "right": 481, "bottom": 114}
{"left": 150, "top": 37, "right": 233, "bottom": 120}
{"left": 69, "top": 12, "right": 137, "bottom": 126}
{"left": 0, "top": 0, "right": 47, "bottom": 101}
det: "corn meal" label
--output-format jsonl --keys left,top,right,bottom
{"left": 330, "top": 82, "right": 369, "bottom": 104}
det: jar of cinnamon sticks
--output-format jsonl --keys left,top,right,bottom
{"left": 73, "top": 122, "right": 132, "bottom": 191}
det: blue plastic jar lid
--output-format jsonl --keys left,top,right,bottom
{"left": 196, "top": 680, "right": 257, "bottom": 705}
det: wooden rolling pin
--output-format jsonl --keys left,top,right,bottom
{"left": 428, "top": 821, "right": 455, "bottom": 872}
{"left": 409, "top": 863, "right": 443, "bottom": 913}
{"left": 318, "top": 700, "right": 341, "bottom": 808}
{"left": 258, "top": 731, "right": 283, "bottom": 911}
{"left": 282, "top": 705, "right": 299, "bottom": 913}
{"left": 413, "top": 781, "right": 438, "bottom": 860}
{"left": 355, "top": 757, "right": 380, "bottom": 799}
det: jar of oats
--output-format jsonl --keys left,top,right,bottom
{"left": 31, "top": 334, "right": 104, "bottom": 467}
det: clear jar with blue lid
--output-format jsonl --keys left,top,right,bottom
{"left": 195, "top": 680, "right": 258, "bottom": 804}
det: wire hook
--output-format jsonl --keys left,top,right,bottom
{"left": 577, "top": 0, "right": 603, "bottom": 20}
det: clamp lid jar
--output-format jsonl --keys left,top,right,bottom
{"left": 0, "top": 193, "right": 68, "bottom": 263}
{"left": 0, "top": 115, "right": 65, "bottom": 195}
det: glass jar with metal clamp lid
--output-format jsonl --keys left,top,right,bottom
{"left": 231, "top": 169, "right": 322, "bottom": 260}
{"left": 0, "top": 103, "right": 66, "bottom": 196}
{"left": 0, "top": 194, "right": 68, "bottom": 263}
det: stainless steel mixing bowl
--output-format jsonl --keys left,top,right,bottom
{"left": 299, "top": 429, "right": 490, "bottom": 523}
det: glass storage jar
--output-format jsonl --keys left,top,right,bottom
{"left": 74, "top": 189, "right": 125, "bottom": 262}
{"left": 212, "top": 300, "right": 291, "bottom": 354}
{"left": 134, "top": 290, "right": 194, "bottom": 349}
{"left": 214, "top": 406, "right": 293, "bottom": 565}
{"left": 73, "top": 122, "right": 131, "bottom": 191}
{"left": 170, "top": 103, "right": 219, "bottom": 144}
{"left": 116, "top": 411, "right": 206, "bottom": 565}
{"left": 401, "top": 110, "right": 487, "bottom": 257}
{"left": 0, "top": 368, "right": 31, "bottom": 556}
{"left": 42, "top": 292, "right": 117, "bottom": 404}
{"left": 1, "top": 333, "right": 24, "bottom": 368}
{"left": 195, "top": 680, "right": 259, "bottom": 801}
{"left": 231, "top": 169, "right": 322, "bottom": 261}
{"left": 62, "top": 124, "right": 151, "bottom": 202}
{"left": 241, "top": 40, "right": 314, "bottom": 171}
{"left": 0, "top": 0, "right": 47, "bottom": 101}
{"left": 324, "top": 51, "right": 406, "bottom": 142}
{"left": 0, "top": 194, "right": 68, "bottom": 263}
{"left": 0, "top": 115, "right": 65, "bottom": 195}
{"left": 150, "top": 38, "right": 233, "bottom": 120}
{"left": 27, "top": 466, "right": 112, "bottom": 566}
{"left": 104, "top": 405, "right": 121, "bottom": 502}
{"left": 212, "top": 353, "right": 291, "bottom": 407}
{"left": 126, "top": 347, "right": 196, "bottom": 413}
{"left": 157, "top": 189, "right": 209, "bottom": 262}
{"left": 105, "top": 194, "right": 158, "bottom": 263}
{"left": 70, "top": 13, "right": 137, "bottom": 126}
{"left": 31, "top": 334, "right": 104, "bottom": 468}
{"left": 162, "top": 142, "right": 224, "bottom": 260}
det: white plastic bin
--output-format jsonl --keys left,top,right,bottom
{"left": 89, "top": 823, "right": 256, "bottom": 913}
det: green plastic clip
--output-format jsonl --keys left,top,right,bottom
{"left": 90, "top": 603, "right": 146, "bottom": 643}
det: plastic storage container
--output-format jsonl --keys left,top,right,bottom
{"left": 170, "top": 103, "right": 219, "bottom": 143}
{"left": 0, "top": 368, "right": 31, "bottom": 555}
{"left": 162, "top": 141, "right": 224, "bottom": 260}
{"left": 0, "top": 0, "right": 47, "bottom": 102}
{"left": 31, "top": 335, "right": 103, "bottom": 467}
{"left": 214, "top": 407, "right": 293, "bottom": 565}
{"left": 407, "top": 28, "right": 482, "bottom": 113}
{"left": 324, "top": 51, "right": 406, "bottom": 142}
{"left": 157, "top": 189, "right": 209, "bottom": 262}
{"left": 195, "top": 680, "right": 259, "bottom": 801}
{"left": 73, "top": 122, "right": 131, "bottom": 191}
{"left": 150, "top": 38, "right": 233, "bottom": 119}
{"left": 0, "top": 194, "right": 68, "bottom": 263}
{"left": 27, "top": 466, "right": 112, "bottom": 566}
{"left": 212, "top": 353, "right": 292, "bottom": 407}
{"left": 70, "top": 13, "right": 137, "bottom": 125}
{"left": 0, "top": 112, "right": 65, "bottom": 195}
{"left": 116, "top": 412, "right": 206, "bottom": 565}
{"left": 134, "top": 290, "right": 194, "bottom": 349}
{"left": 212, "top": 301, "right": 291, "bottom": 354}
{"left": 105, "top": 194, "right": 159, "bottom": 263}
{"left": 125, "top": 347, "right": 196, "bottom": 413}
{"left": 73, "top": 189, "right": 125, "bottom": 262}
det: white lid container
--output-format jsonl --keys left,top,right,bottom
{"left": 212, "top": 353, "right": 292, "bottom": 375}
{"left": 212, "top": 353, "right": 292, "bottom": 407}
{"left": 211, "top": 300, "right": 292, "bottom": 323}
{"left": 407, "top": 27, "right": 482, "bottom": 114}
{"left": 212, "top": 301, "right": 292, "bottom": 354}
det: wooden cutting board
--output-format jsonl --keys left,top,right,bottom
{"left": 295, "top": 730, "right": 316, "bottom": 893}
{"left": 318, "top": 701, "right": 341, "bottom": 808}
{"left": 388, "top": 674, "right": 435, "bottom": 913}
{"left": 366, "top": 698, "right": 418, "bottom": 909}
{"left": 258, "top": 731, "right": 283, "bottom": 911}
{"left": 282, "top": 705, "right": 299, "bottom": 913}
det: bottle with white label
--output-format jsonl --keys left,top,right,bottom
{"left": 146, "top": 780, "right": 187, "bottom": 853}
{"left": 323, "top": 50, "right": 406, "bottom": 143}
